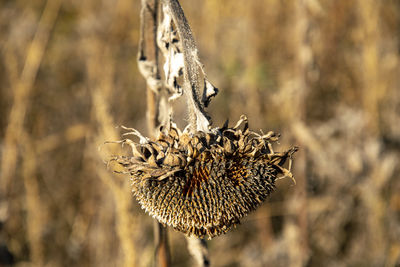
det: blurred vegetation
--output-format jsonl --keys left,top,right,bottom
{"left": 1, "top": 0, "right": 400, "bottom": 266}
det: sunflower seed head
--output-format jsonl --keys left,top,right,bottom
{"left": 110, "top": 115, "right": 297, "bottom": 239}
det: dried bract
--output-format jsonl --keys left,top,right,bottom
{"left": 109, "top": 115, "right": 297, "bottom": 239}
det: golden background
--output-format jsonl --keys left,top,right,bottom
{"left": 0, "top": 0, "right": 399, "bottom": 266}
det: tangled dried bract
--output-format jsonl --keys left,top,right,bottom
{"left": 108, "top": 115, "right": 297, "bottom": 239}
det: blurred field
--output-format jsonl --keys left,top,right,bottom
{"left": 1, "top": 0, "right": 400, "bottom": 266}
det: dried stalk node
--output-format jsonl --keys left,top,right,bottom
{"left": 109, "top": 115, "right": 297, "bottom": 239}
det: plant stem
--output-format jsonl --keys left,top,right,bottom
{"left": 139, "top": 0, "right": 171, "bottom": 266}
{"left": 162, "top": 0, "right": 211, "bottom": 132}
{"left": 186, "top": 236, "right": 210, "bottom": 267}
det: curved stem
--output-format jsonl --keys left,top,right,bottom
{"left": 162, "top": 0, "right": 211, "bottom": 132}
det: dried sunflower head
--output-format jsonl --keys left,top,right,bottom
{"left": 109, "top": 115, "right": 297, "bottom": 239}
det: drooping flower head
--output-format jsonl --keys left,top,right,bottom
{"left": 109, "top": 115, "right": 297, "bottom": 239}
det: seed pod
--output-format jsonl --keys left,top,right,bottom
{"left": 110, "top": 115, "right": 297, "bottom": 239}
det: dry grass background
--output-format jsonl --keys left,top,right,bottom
{"left": 1, "top": 0, "right": 400, "bottom": 266}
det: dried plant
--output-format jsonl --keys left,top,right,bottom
{"left": 107, "top": 0, "right": 297, "bottom": 244}
{"left": 110, "top": 116, "right": 296, "bottom": 238}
